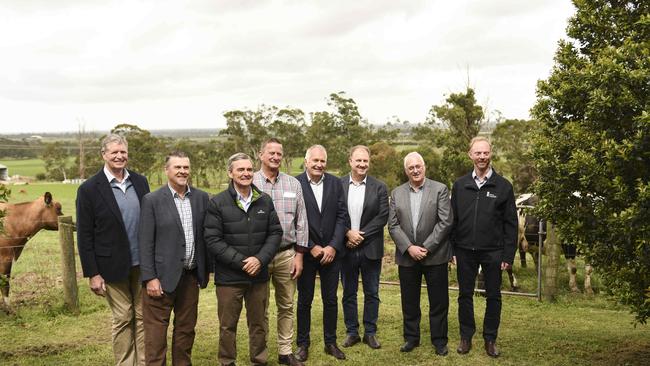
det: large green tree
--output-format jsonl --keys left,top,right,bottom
{"left": 492, "top": 119, "right": 538, "bottom": 194}
{"left": 412, "top": 87, "right": 485, "bottom": 186}
{"left": 42, "top": 142, "right": 70, "bottom": 181}
{"left": 111, "top": 124, "right": 162, "bottom": 179}
{"left": 532, "top": 0, "right": 649, "bottom": 322}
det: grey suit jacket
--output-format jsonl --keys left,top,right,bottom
{"left": 340, "top": 174, "right": 389, "bottom": 260}
{"left": 388, "top": 178, "right": 453, "bottom": 266}
{"left": 139, "top": 185, "right": 210, "bottom": 293}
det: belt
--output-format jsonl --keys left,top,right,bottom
{"left": 278, "top": 244, "right": 295, "bottom": 253}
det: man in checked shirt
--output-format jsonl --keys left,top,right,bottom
{"left": 138, "top": 151, "right": 210, "bottom": 366}
{"left": 253, "top": 138, "right": 309, "bottom": 366}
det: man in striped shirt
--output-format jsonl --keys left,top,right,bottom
{"left": 253, "top": 138, "right": 309, "bottom": 366}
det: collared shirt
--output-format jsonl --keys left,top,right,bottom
{"left": 253, "top": 170, "right": 309, "bottom": 249}
{"left": 472, "top": 167, "right": 493, "bottom": 189}
{"left": 236, "top": 188, "right": 253, "bottom": 212}
{"left": 308, "top": 174, "right": 325, "bottom": 212}
{"left": 409, "top": 181, "right": 425, "bottom": 241}
{"left": 104, "top": 165, "right": 131, "bottom": 193}
{"left": 348, "top": 175, "right": 367, "bottom": 231}
{"left": 169, "top": 184, "right": 195, "bottom": 269}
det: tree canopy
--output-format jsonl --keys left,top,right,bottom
{"left": 532, "top": 0, "right": 650, "bottom": 323}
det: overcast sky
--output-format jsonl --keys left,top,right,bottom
{"left": 0, "top": 0, "right": 575, "bottom": 133}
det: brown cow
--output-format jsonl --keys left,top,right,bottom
{"left": 0, "top": 192, "right": 63, "bottom": 306}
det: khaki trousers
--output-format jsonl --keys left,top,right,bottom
{"left": 265, "top": 248, "right": 297, "bottom": 356}
{"left": 105, "top": 266, "right": 145, "bottom": 366}
{"left": 216, "top": 282, "right": 269, "bottom": 366}
{"left": 143, "top": 270, "right": 199, "bottom": 366}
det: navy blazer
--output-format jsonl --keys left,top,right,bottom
{"left": 76, "top": 168, "right": 150, "bottom": 282}
{"left": 340, "top": 174, "right": 389, "bottom": 260}
{"left": 296, "top": 172, "right": 348, "bottom": 256}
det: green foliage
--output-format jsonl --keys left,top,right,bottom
{"left": 41, "top": 142, "right": 70, "bottom": 181}
{"left": 532, "top": 0, "right": 650, "bottom": 323}
{"left": 0, "top": 183, "right": 9, "bottom": 233}
{"left": 413, "top": 88, "right": 484, "bottom": 186}
{"left": 492, "top": 119, "right": 539, "bottom": 194}
{"left": 368, "top": 141, "right": 402, "bottom": 190}
{"left": 111, "top": 123, "right": 163, "bottom": 178}
{"left": 305, "top": 92, "right": 398, "bottom": 171}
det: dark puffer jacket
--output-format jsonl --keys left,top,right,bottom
{"left": 204, "top": 182, "right": 283, "bottom": 285}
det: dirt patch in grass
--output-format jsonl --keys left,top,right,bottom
{"left": 0, "top": 342, "right": 79, "bottom": 359}
{"left": 589, "top": 339, "right": 650, "bottom": 366}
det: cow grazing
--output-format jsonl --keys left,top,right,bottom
{"left": 516, "top": 194, "right": 594, "bottom": 295}
{"left": 0, "top": 192, "right": 63, "bottom": 306}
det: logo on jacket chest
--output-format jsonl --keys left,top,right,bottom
{"left": 486, "top": 191, "right": 497, "bottom": 199}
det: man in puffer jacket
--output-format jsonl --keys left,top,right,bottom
{"left": 204, "top": 152, "right": 283, "bottom": 366}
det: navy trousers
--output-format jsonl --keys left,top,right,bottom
{"left": 341, "top": 249, "right": 382, "bottom": 337}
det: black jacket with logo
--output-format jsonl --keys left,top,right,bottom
{"left": 450, "top": 170, "right": 518, "bottom": 264}
{"left": 204, "top": 182, "right": 282, "bottom": 285}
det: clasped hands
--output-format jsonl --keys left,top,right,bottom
{"left": 310, "top": 244, "right": 336, "bottom": 265}
{"left": 346, "top": 230, "right": 365, "bottom": 249}
{"left": 407, "top": 245, "right": 428, "bottom": 261}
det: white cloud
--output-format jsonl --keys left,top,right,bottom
{"left": 0, "top": 0, "right": 574, "bottom": 132}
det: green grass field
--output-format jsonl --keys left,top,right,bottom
{"left": 0, "top": 183, "right": 649, "bottom": 365}
{"left": 0, "top": 159, "right": 47, "bottom": 178}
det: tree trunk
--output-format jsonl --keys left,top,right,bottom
{"left": 543, "top": 222, "right": 560, "bottom": 301}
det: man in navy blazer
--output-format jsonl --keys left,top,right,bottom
{"left": 295, "top": 145, "right": 348, "bottom": 362}
{"left": 339, "top": 145, "right": 389, "bottom": 350}
{"left": 77, "top": 134, "right": 150, "bottom": 365}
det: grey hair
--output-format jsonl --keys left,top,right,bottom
{"left": 468, "top": 136, "right": 492, "bottom": 151}
{"left": 101, "top": 133, "right": 128, "bottom": 154}
{"left": 227, "top": 152, "right": 252, "bottom": 172}
{"left": 403, "top": 151, "right": 425, "bottom": 169}
{"left": 304, "top": 144, "right": 327, "bottom": 161}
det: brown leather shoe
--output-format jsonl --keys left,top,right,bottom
{"left": 278, "top": 353, "right": 304, "bottom": 366}
{"left": 342, "top": 334, "right": 361, "bottom": 347}
{"left": 484, "top": 340, "right": 500, "bottom": 358}
{"left": 295, "top": 345, "right": 309, "bottom": 362}
{"left": 457, "top": 338, "right": 472, "bottom": 354}
{"left": 324, "top": 343, "right": 346, "bottom": 360}
{"left": 363, "top": 334, "right": 381, "bottom": 349}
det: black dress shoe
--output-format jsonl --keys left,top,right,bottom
{"left": 485, "top": 340, "right": 500, "bottom": 358}
{"left": 363, "top": 334, "right": 381, "bottom": 349}
{"left": 295, "top": 345, "right": 309, "bottom": 362}
{"left": 278, "top": 353, "right": 304, "bottom": 366}
{"left": 435, "top": 345, "right": 448, "bottom": 356}
{"left": 324, "top": 343, "right": 346, "bottom": 360}
{"left": 457, "top": 338, "right": 472, "bottom": 354}
{"left": 400, "top": 340, "right": 419, "bottom": 352}
{"left": 342, "top": 334, "right": 361, "bottom": 347}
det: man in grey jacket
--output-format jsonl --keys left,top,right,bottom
{"left": 139, "top": 151, "right": 210, "bottom": 366}
{"left": 388, "top": 152, "right": 453, "bottom": 356}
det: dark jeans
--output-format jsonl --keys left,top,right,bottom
{"left": 341, "top": 249, "right": 381, "bottom": 337}
{"left": 455, "top": 247, "right": 503, "bottom": 342}
{"left": 398, "top": 262, "right": 448, "bottom": 348}
{"left": 297, "top": 255, "right": 342, "bottom": 347}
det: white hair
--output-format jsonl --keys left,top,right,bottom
{"left": 304, "top": 144, "right": 327, "bottom": 160}
{"left": 403, "top": 151, "right": 425, "bottom": 169}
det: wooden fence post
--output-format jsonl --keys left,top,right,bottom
{"left": 58, "top": 216, "right": 79, "bottom": 315}
{"left": 543, "top": 222, "right": 560, "bottom": 302}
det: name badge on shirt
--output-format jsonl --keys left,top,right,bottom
{"left": 283, "top": 192, "right": 297, "bottom": 198}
